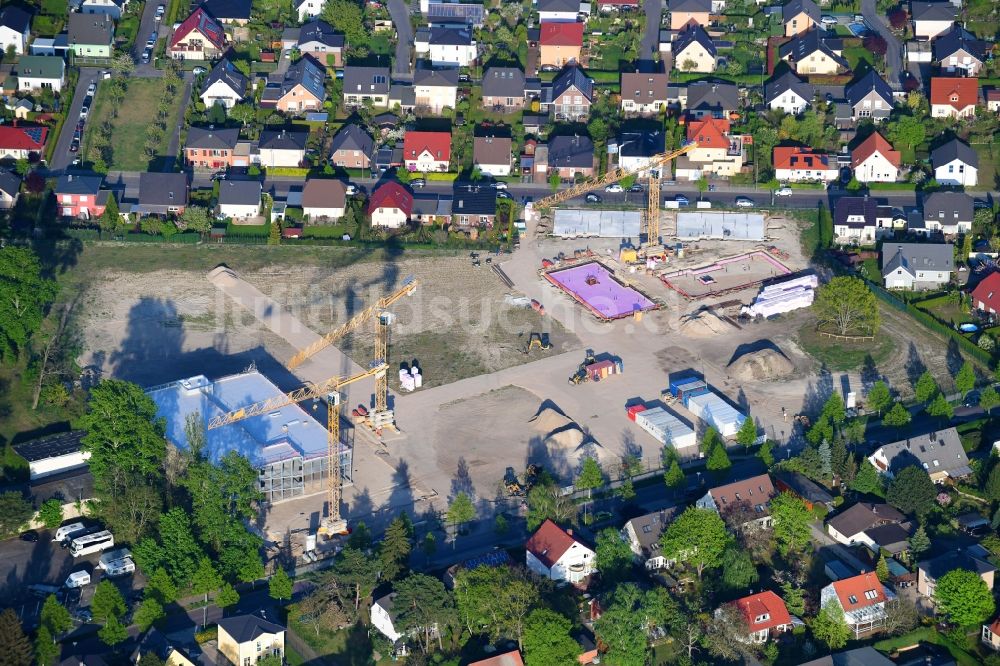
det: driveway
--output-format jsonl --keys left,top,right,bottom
{"left": 132, "top": 0, "right": 167, "bottom": 76}
{"left": 639, "top": 0, "right": 664, "bottom": 71}
{"left": 861, "top": 0, "right": 904, "bottom": 88}
{"left": 387, "top": 0, "right": 414, "bottom": 80}
{"left": 50, "top": 67, "right": 101, "bottom": 172}
{"left": 163, "top": 73, "right": 194, "bottom": 170}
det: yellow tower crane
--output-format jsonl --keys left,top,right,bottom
{"left": 207, "top": 362, "right": 389, "bottom": 536}
{"left": 531, "top": 143, "right": 697, "bottom": 245}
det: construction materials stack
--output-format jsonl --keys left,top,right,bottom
{"left": 398, "top": 364, "right": 423, "bottom": 392}
{"left": 743, "top": 274, "right": 818, "bottom": 318}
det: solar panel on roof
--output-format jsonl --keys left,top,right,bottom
{"left": 24, "top": 128, "right": 43, "bottom": 143}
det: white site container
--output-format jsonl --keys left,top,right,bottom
{"left": 686, "top": 390, "right": 746, "bottom": 437}
{"left": 634, "top": 406, "right": 696, "bottom": 450}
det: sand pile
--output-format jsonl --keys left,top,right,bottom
{"left": 531, "top": 407, "right": 573, "bottom": 433}
{"left": 679, "top": 309, "right": 731, "bottom": 337}
{"left": 728, "top": 347, "right": 794, "bottom": 381}
{"left": 545, "top": 425, "right": 586, "bottom": 450}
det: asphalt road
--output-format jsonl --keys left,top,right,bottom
{"left": 50, "top": 68, "right": 101, "bottom": 172}
{"left": 861, "top": 0, "right": 903, "bottom": 88}
{"left": 388, "top": 0, "right": 414, "bottom": 80}
{"left": 638, "top": 0, "right": 664, "bottom": 71}
{"left": 132, "top": 0, "right": 164, "bottom": 76}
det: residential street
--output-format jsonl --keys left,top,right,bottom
{"left": 49, "top": 68, "right": 101, "bottom": 172}
{"left": 639, "top": 0, "right": 664, "bottom": 71}
{"left": 861, "top": 0, "right": 904, "bottom": 88}
{"left": 132, "top": 0, "right": 163, "bottom": 77}
{"left": 387, "top": 0, "right": 414, "bottom": 81}
{"left": 163, "top": 73, "right": 195, "bottom": 171}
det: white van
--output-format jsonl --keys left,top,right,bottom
{"left": 70, "top": 530, "right": 114, "bottom": 557}
{"left": 55, "top": 523, "right": 87, "bottom": 543}
{"left": 64, "top": 571, "right": 91, "bottom": 588}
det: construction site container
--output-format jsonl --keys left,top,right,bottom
{"left": 586, "top": 359, "right": 622, "bottom": 381}
{"left": 669, "top": 377, "right": 707, "bottom": 400}
{"left": 627, "top": 404, "right": 648, "bottom": 422}
{"left": 634, "top": 407, "right": 696, "bottom": 449}
{"left": 685, "top": 390, "right": 746, "bottom": 437}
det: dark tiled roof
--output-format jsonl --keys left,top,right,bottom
{"left": 201, "top": 0, "right": 252, "bottom": 20}
{"left": 0, "top": 6, "right": 30, "bottom": 33}
{"left": 548, "top": 135, "right": 595, "bottom": 168}
{"left": 674, "top": 24, "right": 717, "bottom": 58}
{"left": 55, "top": 173, "right": 102, "bottom": 195}
{"left": 765, "top": 70, "right": 814, "bottom": 105}
{"left": 413, "top": 68, "right": 459, "bottom": 87}
{"left": 330, "top": 123, "right": 373, "bottom": 157}
{"left": 259, "top": 129, "right": 308, "bottom": 151}
{"left": 218, "top": 180, "right": 261, "bottom": 206}
{"left": 931, "top": 138, "right": 978, "bottom": 168}
{"left": 826, "top": 502, "right": 905, "bottom": 537}
{"left": 846, "top": 70, "right": 894, "bottom": 108}
{"left": 923, "top": 191, "right": 973, "bottom": 222}
{"left": 298, "top": 19, "right": 344, "bottom": 48}
{"left": 138, "top": 172, "right": 188, "bottom": 207}
{"left": 537, "top": 0, "right": 580, "bottom": 11}
{"left": 618, "top": 130, "right": 665, "bottom": 158}
{"left": 483, "top": 67, "right": 526, "bottom": 98}
{"left": 202, "top": 58, "right": 248, "bottom": 98}
{"left": 668, "top": 0, "right": 711, "bottom": 12}
{"left": 12, "top": 431, "right": 85, "bottom": 462}
{"left": 910, "top": 1, "right": 957, "bottom": 21}
{"left": 452, "top": 183, "right": 498, "bottom": 216}
{"left": 218, "top": 615, "right": 285, "bottom": 643}
{"left": 0, "top": 169, "right": 20, "bottom": 197}
{"left": 782, "top": 0, "right": 821, "bottom": 22}
{"left": 343, "top": 66, "right": 390, "bottom": 95}
{"left": 551, "top": 66, "right": 593, "bottom": 102}
{"left": 427, "top": 26, "right": 473, "bottom": 45}
{"left": 779, "top": 28, "right": 848, "bottom": 69}
{"left": 881, "top": 242, "right": 954, "bottom": 278}
{"left": 187, "top": 126, "right": 240, "bottom": 150}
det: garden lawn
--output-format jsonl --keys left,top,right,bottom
{"left": 874, "top": 627, "right": 981, "bottom": 666}
{"left": 82, "top": 78, "right": 183, "bottom": 171}
{"left": 843, "top": 46, "right": 873, "bottom": 71}
{"left": 797, "top": 320, "right": 895, "bottom": 371}
{"left": 916, "top": 297, "right": 969, "bottom": 327}
{"left": 973, "top": 142, "right": 998, "bottom": 190}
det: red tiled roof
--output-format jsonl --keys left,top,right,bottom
{"left": 540, "top": 21, "right": 584, "bottom": 47}
{"left": 851, "top": 131, "right": 901, "bottom": 168}
{"left": 367, "top": 181, "right": 413, "bottom": 215}
{"left": 170, "top": 7, "right": 226, "bottom": 50}
{"left": 0, "top": 124, "right": 47, "bottom": 151}
{"left": 469, "top": 650, "right": 525, "bottom": 666}
{"left": 734, "top": 591, "right": 792, "bottom": 632}
{"left": 707, "top": 473, "right": 775, "bottom": 507}
{"left": 930, "top": 77, "right": 978, "bottom": 109}
{"left": 773, "top": 147, "right": 835, "bottom": 171}
{"left": 972, "top": 272, "right": 1000, "bottom": 313}
{"left": 986, "top": 89, "right": 1000, "bottom": 102}
{"left": 526, "top": 519, "right": 578, "bottom": 569}
{"left": 832, "top": 572, "right": 886, "bottom": 611}
{"left": 403, "top": 130, "right": 452, "bottom": 163}
{"left": 686, "top": 117, "right": 730, "bottom": 150}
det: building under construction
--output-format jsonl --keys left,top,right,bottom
{"left": 147, "top": 372, "right": 351, "bottom": 504}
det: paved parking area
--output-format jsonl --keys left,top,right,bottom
{"left": 50, "top": 68, "right": 100, "bottom": 172}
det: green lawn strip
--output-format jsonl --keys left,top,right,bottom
{"left": 796, "top": 319, "right": 895, "bottom": 371}
{"left": 972, "top": 143, "right": 998, "bottom": 191}
{"left": 874, "top": 627, "right": 982, "bottom": 666}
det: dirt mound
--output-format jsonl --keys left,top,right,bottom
{"left": 531, "top": 407, "right": 573, "bottom": 434}
{"left": 728, "top": 347, "right": 794, "bottom": 381}
{"left": 679, "top": 309, "right": 731, "bottom": 337}
{"left": 545, "top": 425, "right": 586, "bottom": 449}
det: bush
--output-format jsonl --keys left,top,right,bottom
{"left": 37, "top": 499, "right": 63, "bottom": 528}
{"left": 194, "top": 625, "right": 217, "bottom": 644}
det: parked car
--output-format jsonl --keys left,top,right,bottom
{"left": 64, "top": 571, "right": 91, "bottom": 589}
{"left": 458, "top": 73, "right": 470, "bottom": 82}
{"left": 155, "top": 3, "right": 165, "bottom": 15}
{"left": 605, "top": 183, "right": 623, "bottom": 193}
{"left": 491, "top": 181, "right": 508, "bottom": 190}
{"left": 192, "top": 66, "right": 206, "bottom": 75}
{"left": 145, "top": 39, "right": 155, "bottom": 50}
{"left": 496, "top": 191, "right": 512, "bottom": 200}
{"left": 820, "top": 15, "right": 838, "bottom": 27}
{"left": 20, "top": 531, "right": 38, "bottom": 542}
{"left": 674, "top": 194, "right": 689, "bottom": 206}
{"left": 86, "top": 82, "right": 96, "bottom": 96}
{"left": 69, "top": 140, "right": 80, "bottom": 153}
{"left": 628, "top": 184, "right": 643, "bottom": 193}
{"left": 775, "top": 187, "right": 793, "bottom": 197}
{"left": 585, "top": 193, "right": 601, "bottom": 203}
{"left": 735, "top": 197, "right": 754, "bottom": 208}
{"left": 210, "top": 172, "right": 227, "bottom": 181}
{"left": 410, "top": 178, "right": 425, "bottom": 188}
{"left": 76, "top": 120, "right": 85, "bottom": 132}
{"left": 73, "top": 608, "right": 93, "bottom": 623}
{"left": 345, "top": 185, "right": 356, "bottom": 195}
{"left": 141, "top": 49, "right": 151, "bottom": 64}
{"left": 150, "top": 31, "right": 158, "bottom": 41}
{"left": 79, "top": 106, "right": 89, "bottom": 119}
{"left": 335, "top": 69, "right": 344, "bottom": 79}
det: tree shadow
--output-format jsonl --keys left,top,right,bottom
{"left": 945, "top": 338, "right": 963, "bottom": 377}
{"left": 904, "top": 341, "right": 926, "bottom": 388}
{"left": 449, "top": 456, "right": 474, "bottom": 502}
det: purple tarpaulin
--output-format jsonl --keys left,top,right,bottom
{"left": 546, "top": 262, "right": 656, "bottom": 320}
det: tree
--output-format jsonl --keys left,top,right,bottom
{"left": 98, "top": 615, "right": 128, "bottom": 647}
{"left": 134, "top": 596, "right": 165, "bottom": 632}
{"left": 0, "top": 608, "right": 33, "bottom": 666}
{"left": 99, "top": 192, "right": 121, "bottom": 232}
{"left": 883, "top": 597, "right": 919, "bottom": 636}
{"left": 914, "top": 370, "right": 939, "bottom": 403}
{"left": 925, "top": 393, "right": 954, "bottom": 421}
{"left": 157, "top": 507, "right": 204, "bottom": 586}
{"left": 230, "top": 103, "right": 256, "bottom": 127}
{"left": 770, "top": 492, "right": 813, "bottom": 555}
{"left": 909, "top": 525, "right": 931, "bottom": 558}
{"left": 876, "top": 554, "right": 889, "bottom": 582}
{"left": 888, "top": 7, "right": 907, "bottom": 29}
{"left": 888, "top": 114, "right": 926, "bottom": 150}
{"left": 887, "top": 466, "right": 937, "bottom": 518}
{"left": 813, "top": 276, "right": 880, "bottom": 336}
{"left": 447, "top": 491, "right": 475, "bottom": 539}
{"left": 736, "top": 415, "right": 757, "bottom": 450}
{"left": 594, "top": 584, "right": 656, "bottom": 666}
{"left": 35, "top": 626, "right": 58, "bottom": 666}
{"left": 867, "top": 381, "right": 892, "bottom": 416}
{"left": 0, "top": 491, "right": 33, "bottom": 537}
{"left": 526, "top": 481, "right": 574, "bottom": 530}
{"left": 179, "top": 206, "right": 211, "bottom": 234}
{"left": 92, "top": 580, "right": 126, "bottom": 623}
{"left": 549, "top": 171, "right": 560, "bottom": 192}
{"left": 596, "top": 528, "right": 634, "bottom": 584}
{"left": 138, "top": 656, "right": 166, "bottom": 666}
{"left": 617, "top": 477, "right": 636, "bottom": 500}
{"left": 980, "top": 386, "right": 1000, "bottom": 414}
{"left": 720, "top": 545, "right": 758, "bottom": 590}
{"left": 40, "top": 595, "right": 71, "bottom": 637}
{"left": 664, "top": 459, "right": 685, "bottom": 491}
{"left": 576, "top": 457, "right": 604, "bottom": 500}
{"left": 453, "top": 565, "right": 538, "bottom": 646}
{"left": 523, "top": 608, "right": 580, "bottom": 666}
{"left": 934, "top": 568, "right": 996, "bottom": 628}
{"left": 863, "top": 34, "right": 888, "bottom": 56}
{"left": 191, "top": 557, "right": 223, "bottom": 604}
{"left": 145, "top": 567, "right": 178, "bottom": 604}
{"left": 659, "top": 507, "right": 730, "bottom": 579}
{"left": 782, "top": 582, "right": 805, "bottom": 616}
{"left": 705, "top": 603, "right": 753, "bottom": 662}
{"left": 758, "top": 440, "right": 775, "bottom": 467}
{"left": 882, "top": 402, "right": 912, "bottom": 427}
{"left": 706, "top": 442, "right": 731, "bottom": 473}
{"left": 110, "top": 51, "right": 135, "bottom": 76}
{"left": 269, "top": 567, "right": 293, "bottom": 602}
{"left": 216, "top": 582, "right": 240, "bottom": 608}
{"left": 379, "top": 516, "right": 412, "bottom": 581}
{"left": 819, "top": 439, "right": 832, "bottom": 479}
{"left": 333, "top": 546, "right": 379, "bottom": 612}
{"left": 696, "top": 176, "right": 708, "bottom": 200}
{"left": 822, "top": 392, "right": 847, "bottom": 426}
{"left": 320, "top": 0, "right": 367, "bottom": 46}
{"left": 812, "top": 600, "right": 851, "bottom": 649}
{"left": 393, "top": 573, "right": 454, "bottom": 653}
{"left": 0, "top": 246, "right": 58, "bottom": 363}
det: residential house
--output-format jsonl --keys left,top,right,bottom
{"left": 67, "top": 13, "right": 114, "bottom": 58}
{"left": 779, "top": 28, "right": 848, "bottom": 75}
{"left": 799, "top": 648, "right": 895, "bottom": 666}
{"left": 931, "top": 137, "right": 978, "bottom": 187}
{"left": 451, "top": 184, "right": 497, "bottom": 227}
{"left": 620, "top": 72, "right": 670, "bottom": 115}
{"left": 14, "top": 55, "right": 65, "bottom": 93}
{"left": 783, "top": 0, "right": 820, "bottom": 37}
{"left": 537, "top": 0, "right": 582, "bottom": 22}
{"left": 851, "top": 132, "right": 901, "bottom": 183}
{"left": 539, "top": 22, "right": 584, "bottom": 67}
{"left": 218, "top": 615, "right": 284, "bottom": 666}
{"left": 411, "top": 193, "right": 452, "bottom": 225}
{"left": 868, "top": 427, "right": 972, "bottom": 482}
{"left": 424, "top": 0, "right": 486, "bottom": 27}
{"left": 168, "top": 7, "right": 225, "bottom": 60}
{"left": 201, "top": 0, "right": 252, "bottom": 24}
{"left": 525, "top": 518, "right": 595, "bottom": 583}
{"left": 985, "top": 618, "right": 1000, "bottom": 651}
{"left": 934, "top": 25, "right": 986, "bottom": 76}
{"left": 389, "top": 83, "right": 416, "bottom": 113}
{"left": 826, "top": 502, "right": 906, "bottom": 545}
{"left": 773, "top": 146, "right": 838, "bottom": 182}
{"left": 372, "top": 591, "right": 436, "bottom": 653}
{"left": 297, "top": 19, "right": 344, "bottom": 67}
{"left": 342, "top": 66, "right": 390, "bottom": 107}
{"left": 54, "top": 173, "right": 110, "bottom": 219}
{"left": 257, "top": 129, "right": 308, "bottom": 167}
{"left": 329, "top": 123, "right": 374, "bottom": 170}
{"left": 200, "top": 59, "right": 248, "bottom": 109}
{"left": 621, "top": 507, "right": 678, "bottom": 570}
{"left": 415, "top": 26, "right": 477, "bottom": 67}
{"left": 469, "top": 651, "right": 524, "bottom": 666}
{"left": 413, "top": 68, "right": 459, "bottom": 114}
{"left": 973, "top": 272, "right": 1000, "bottom": 316}
{"left": 598, "top": 0, "right": 640, "bottom": 10}
{"left": 695, "top": 473, "right": 776, "bottom": 529}
{"left": 0, "top": 124, "right": 47, "bottom": 160}
{"left": 76, "top": 0, "right": 128, "bottom": 20}
{"left": 765, "top": 70, "right": 814, "bottom": 115}
{"left": 261, "top": 56, "right": 326, "bottom": 114}
{"left": 218, "top": 180, "right": 261, "bottom": 220}
{"left": 482, "top": 67, "right": 527, "bottom": 112}
{"left": 137, "top": 172, "right": 188, "bottom": 216}
{"left": 910, "top": 1, "right": 957, "bottom": 40}
{"left": 0, "top": 6, "right": 31, "bottom": 55}
{"left": 368, "top": 181, "right": 413, "bottom": 228}
{"left": 544, "top": 66, "right": 594, "bottom": 120}
{"left": 131, "top": 628, "right": 198, "bottom": 666}
{"left": 882, "top": 242, "right": 954, "bottom": 290}
{"left": 820, "top": 573, "right": 894, "bottom": 637}
{"left": 0, "top": 170, "right": 20, "bottom": 209}
{"left": 673, "top": 24, "right": 717, "bottom": 73}
{"left": 295, "top": 0, "right": 327, "bottom": 22}
{"left": 184, "top": 127, "right": 242, "bottom": 170}
{"left": 403, "top": 131, "right": 451, "bottom": 172}
{"left": 302, "top": 179, "right": 346, "bottom": 221}
{"left": 668, "top": 0, "right": 711, "bottom": 30}
{"left": 832, "top": 196, "right": 894, "bottom": 243}
{"left": 616, "top": 130, "right": 666, "bottom": 174}
{"left": 930, "top": 76, "right": 978, "bottom": 118}
{"left": 732, "top": 591, "right": 793, "bottom": 642}
{"left": 987, "top": 88, "right": 1000, "bottom": 112}
{"left": 846, "top": 70, "right": 895, "bottom": 121}
{"left": 922, "top": 191, "right": 973, "bottom": 235}
{"left": 773, "top": 471, "right": 834, "bottom": 511}
{"left": 918, "top": 546, "right": 995, "bottom": 598}
{"left": 473, "top": 136, "right": 513, "bottom": 177}
{"left": 686, "top": 80, "right": 739, "bottom": 119}
{"left": 548, "top": 134, "right": 596, "bottom": 179}
{"left": 675, "top": 117, "right": 745, "bottom": 180}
